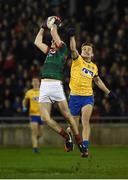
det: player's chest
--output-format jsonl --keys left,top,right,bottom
{"left": 74, "top": 63, "right": 95, "bottom": 78}
{"left": 81, "top": 65, "right": 94, "bottom": 78}
{"left": 30, "top": 92, "right": 39, "bottom": 102}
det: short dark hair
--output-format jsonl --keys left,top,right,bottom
{"left": 32, "top": 75, "right": 40, "bottom": 80}
{"left": 81, "top": 42, "right": 94, "bottom": 49}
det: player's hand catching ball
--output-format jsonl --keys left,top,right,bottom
{"left": 47, "top": 16, "right": 62, "bottom": 29}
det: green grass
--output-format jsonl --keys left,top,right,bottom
{"left": 0, "top": 146, "right": 128, "bottom": 179}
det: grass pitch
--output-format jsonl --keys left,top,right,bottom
{"left": 0, "top": 146, "right": 128, "bottom": 179}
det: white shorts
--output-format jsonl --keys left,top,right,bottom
{"left": 39, "top": 80, "right": 66, "bottom": 103}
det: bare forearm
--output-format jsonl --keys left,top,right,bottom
{"left": 50, "top": 24, "right": 61, "bottom": 46}
{"left": 70, "top": 36, "right": 77, "bottom": 51}
{"left": 98, "top": 82, "right": 110, "bottom": 94}
{"left": 34, "top": 28, "right": 48, "bottom": 53}
{"left": 70, "top": 36, "right": 79, "bottom": 58}
{"left": 34, "top": 28, "right": 44, "bottom": 45}
{"left": 94, "top": 77, "right": 110, "bottom": 95}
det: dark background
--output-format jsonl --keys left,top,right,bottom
{"left": 0, "top": 0, "right": 128, "bottom": 122}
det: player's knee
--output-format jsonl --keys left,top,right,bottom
{"left": 83, "top": 119, "right": 90, "bottom": 127}
{"left": 38, "top": 130, "right": 43, "bottom": 137}
{"left": 42, "top": 116, "right": 52, "bottom": 126}
{"left": 31, "top": 128, "right": 38, "bottom": 136}
{"left": 40, "top": 115, "right": 49, "bottom": 123}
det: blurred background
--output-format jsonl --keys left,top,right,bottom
{"left": 0, "top": 1, "right": 128, "bottom": 178}
{"left": 0, "top": 0, "right": 128, "bottom": 145}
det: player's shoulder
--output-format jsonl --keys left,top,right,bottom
{"left": 71, "top": 55, "right": 81, "bottom": 64}
{"left": 76, "top": 55, "right": 83, "bottom": 61}
{"left": 90, "top": 62, "right": 98, "bottom": 73}
{"left": 26, "top": 88, "right": 33, "bottom": 94}
{"left": 91, "top": 61, "right": 97, "bottom": 67}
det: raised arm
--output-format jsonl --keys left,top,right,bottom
{"left": 34, "top": 28, "right": 49, "bottom": 54}
{"left": 70, "top": 36, "right": 79, "bottom": 59}
{"left": 50, "top": 24, "right": 63, "bottom": 47}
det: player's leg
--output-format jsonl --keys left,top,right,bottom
{"left": 81, "top": 104, "right": 93, "bottom": 155}
{"left": 57, "top": 99, "right": 75, "bottom": 151}
{"left": 39, "top": 81, "right": 62, "bottom": 132}
{"left": 67, "top": 116, "right": 80, "bottom": 132}
{"left": 37, "top": 124, "right": 43, "bottom": 139}
{"left": 58, "top": 100, "right": 79, "bottom": 136}
{"left": 66, "top": 116, "right": 80, "bottom": 144}
{"left": 39, "top": 102, "right": 63, "bottom": 132}
{"left": 39, "top": 81, "right": 72, "bottom": 149}
{"left": 74, "top": 116, "right": 80, "bottom": 127}
{"left": 30, "top": 122, "right": 40, "bottom": 153}
{"left": 37, "top": 117, "right": 44, "bottom": 139}
{"left": 66, "top": 94, "right": 83, "bottom": 145}
{"left": 36, "top": 124, "right": 44, "bottom": 150}
{"left": 39, "top": 102, "right": 72, "bottom": 148}
{"left": 58, "top": 100, "right": 87, "bottom": 156}
{"left": 66, "top": 116, "right": 80, "bottom": 150}
{"left": 67, "top": 94, "right": 81, "bottom": 132}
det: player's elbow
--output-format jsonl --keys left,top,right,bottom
{"left": 70, "top": 47, "right": 75, "bottom": 52}
{"left": 34, "top": 40, "right": 42, "bottom": 50}
{"left": 34, "top": 40, "right": 38, "bottom": 47}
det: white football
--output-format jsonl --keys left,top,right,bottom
{"left": 47, "top": 16, "right": 55, "bottom": 29}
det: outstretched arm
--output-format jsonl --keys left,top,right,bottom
{"left": 70, "top": 36, "right": 79, "bottom": 59}
{"left": 34, "top": 28, "right": 49, "bottom": 54}
{"left": 94, "top": 76, "right": 110, "bottom": 95}
{"left": 50, "top": 24, "right": 63, "bottom": 47}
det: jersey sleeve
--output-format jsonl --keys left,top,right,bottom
{"left": 94, "top": 64, "right": 98, "bottom": 77}
{"left": 24, "top": 90, "right": 30, "bottom": 99}
{"left": 72, "top": 55, "right": 82, "bottom": 66}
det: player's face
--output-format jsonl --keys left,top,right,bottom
{"left": 81, "top": 45, "right": 93, "bottom": 58}
{"left": 32, "top": 78, "right": 40, "bottom": 88}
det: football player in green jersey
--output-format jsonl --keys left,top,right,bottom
{"left": 34, "top": 16, "right": 87, "bottom": 157}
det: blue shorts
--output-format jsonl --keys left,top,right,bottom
{"left": 69, "top": 95, "right": 94, "bottom": 116}
{"left": 30, "top": 116, "right": 44, "bottom": 125}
